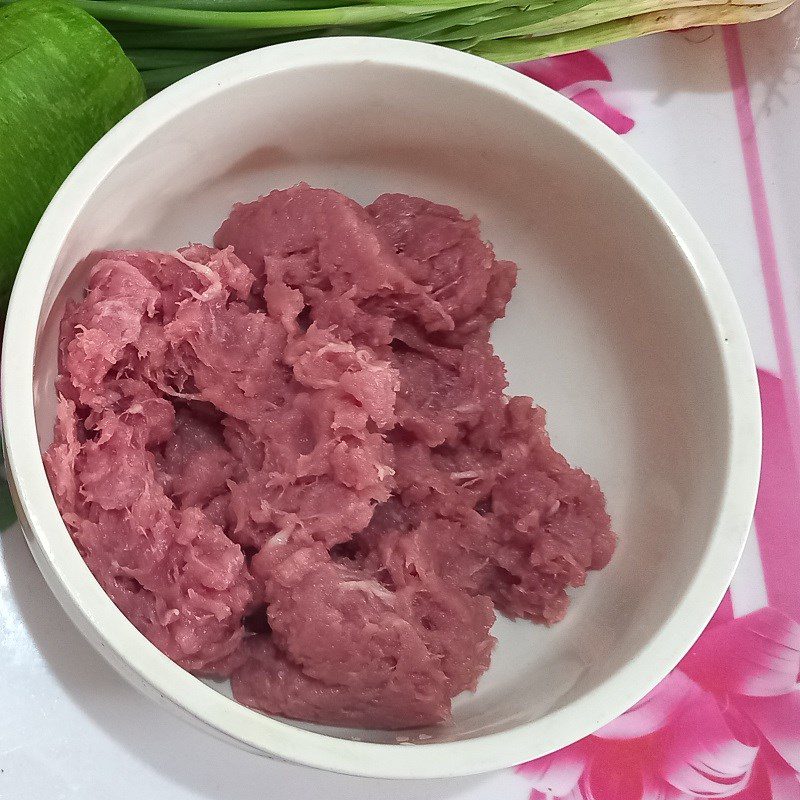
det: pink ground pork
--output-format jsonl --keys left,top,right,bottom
{"left": 44, "top": 184, "right": 615, "bottom": 729}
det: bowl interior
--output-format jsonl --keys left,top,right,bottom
{"left": 31, "top": 55, "right": 729, "bottom": 746}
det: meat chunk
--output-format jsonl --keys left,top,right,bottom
{"left": 45, "top": 184, "right": 614, "bottom": 729}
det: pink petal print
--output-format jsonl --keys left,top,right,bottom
{"left": 660, "top": 691, "right": 760, "bottom": 797}
{"left": 580, "top": 758, "right": 646, "bottom": 800}
{"left": 710, "top": 591, "right": 734, "bottom": 626}
{"left": 595, "top": 670, "right": 701, "bottom": 740}
{"left": 738, "top": 690, "right": 800, "bottom": 772}
{"left": 681, "top": 607, "right": 800, "bottom": 697}
{"left": 513, "top": 51, "right": 612, "bottom": 91}
{"left": 754, "top": 369, "right": 800, "bottom": 621}
{"left": 580, "top": 756, "right": 680, "bottom": 800}
{"left": 568, "top": 89, "right": 635, "bottom": 134}
{"left": 764, "top": 755, "right": 800, "bottom": 800}
{"left": 517, "top": 740, "right": 589, "bottom": 796}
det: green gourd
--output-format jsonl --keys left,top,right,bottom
{"left": 0, "top": 0, "right": 145, "bottom": 311}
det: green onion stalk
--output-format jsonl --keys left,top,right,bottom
{"left": 3, "top": 0, "right": 794, "bottom": 92}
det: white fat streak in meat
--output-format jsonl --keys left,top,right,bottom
{"left": 431, "top": 277, "right": 462, "bottom": 299}
{"left": 317, "top": 342, "right": 355, "bottom": 356}
{"left": 340, "top": 580, "right": 395, "bottom": 603}
{"left": 353, "top": 348, "right": 382, "bottom": 370}
{"left": 375, "top": 463, "right": 395, "bottom": 481}
{"left": 265, "top": 526, "right": 292, "bottom": 549}
{"left": 173, "top": 251, "right": 226, "bottom": 302}
{"left": 357, "top": 353, "right": 401, "bottom": 392}
{"left": 263, "top": 510, "right": 303, "bottom": 549}
{"left": 449, "top": 471, "right": 481, "bottom": 482}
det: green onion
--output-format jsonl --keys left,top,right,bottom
{"left": 432, "top": 0, "right": 596, "bottom": 43}
{"left": 121, "top": 0, "right": 353, "bottom": 9}
{"left": 463, "top": 0, "right": 792, "bottom": 39}
{"left": 126, "top": 47, "right": 242, "bottom": 69}
{"left": 111, "top": 27, "right": 317, "bottom": 49}
{"left": 377, "top": 0, "right": 512, "bottom": 40}
{"left": 2, "top": 0, "right": 790, "bottom": 92}
{"left": 140, "top": 61, "right": 223, "bottom": 91}
{"left": 18, "top": 0, "right": 507, "bottom": 27}
{"left": 469, "top": 1, "right": 793, "bottom": 61}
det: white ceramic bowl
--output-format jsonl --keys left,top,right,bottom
{"left": 2, "top": 38, "right": 761, "bottom": 779}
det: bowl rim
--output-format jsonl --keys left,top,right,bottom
{"left": 1, "top": 36, "right": 761, "bottom": 779}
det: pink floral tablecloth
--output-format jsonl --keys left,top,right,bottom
{"left": 1, "top": 11, "right": 799, "bottom": 800}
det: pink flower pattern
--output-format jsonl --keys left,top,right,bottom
{"left": 518, "top": 607, "right": 800, "bottom": 800}
{"left": 513, "top": 51, "right": 635, "bottom": 135}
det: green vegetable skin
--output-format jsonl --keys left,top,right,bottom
{"left": 0, "top": 0, "right": 146, "bottom": 311}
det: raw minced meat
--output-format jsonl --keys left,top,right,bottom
{"left": 44, "top": 184, "right": 615, "bottom": 728}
